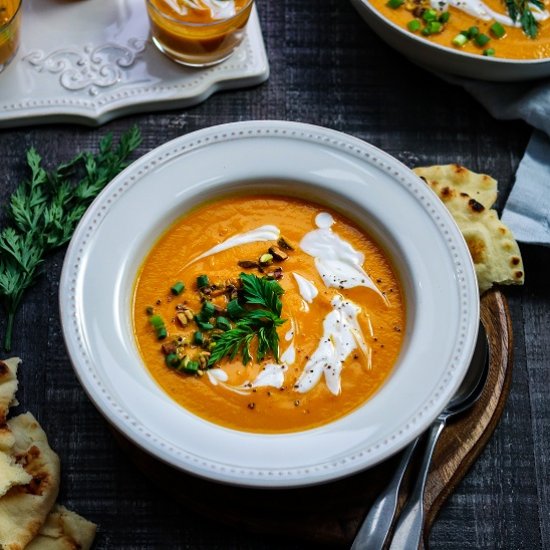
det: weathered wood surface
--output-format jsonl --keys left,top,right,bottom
{"left": 0, "top": 0, "right": 548, "bottom": 548}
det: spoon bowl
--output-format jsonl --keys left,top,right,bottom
{"left": 446, "top": 325, "right": 489, "bottom": 415}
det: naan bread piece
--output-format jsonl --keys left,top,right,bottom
{"left": 0, "top": 424, "right": 15, "bottom": 454}
{"left": 0, "top": 358, "right": 20, "bottom": 424}
{"left": 0, "top": 452, "right": 32, "bottom": 499}
{"left": 26, "top": 504, "right": 97, "bottom": 550}
{"left": 0, "top": 358, "right": 20, "bottom": 452}
{"left": 414, "top": 165, "right": 524, "bottom": 294}
{"left": 0, "top": 413, "right": 60, "bottom": 550}
{"left": 414, "top": 164, "right": 497, "bottom": 209}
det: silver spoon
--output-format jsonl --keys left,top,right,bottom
{"left": 350, "top": 323, "right": 489, "bottom": 550}
{"left": 388, "top": 323, "right": 489, "bottom": 550}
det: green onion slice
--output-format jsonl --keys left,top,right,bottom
{"left": 490, "top": 22, "right": 505, "bottom": 38}
{"left": 170, "top": 281, "right": 185, "bottom": 295}
{"left": 197, "top": 274, "right": 210, "bottom": 288}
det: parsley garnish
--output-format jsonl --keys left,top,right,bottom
{"left": 208, "top": 273, "right": 286, "bottom": 367}
{"left": 504, "top": 0, "right": 544, "bottom": 38}
{"left": 240, "top": 271, "right": 284, "bottom": 316}
{"left": 0, "top": 126, "right": 142, "bottom": 351}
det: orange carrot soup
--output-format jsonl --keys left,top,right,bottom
{"left": 132, "top": 195, "right": 406, "bottom": 433}
{"left": 0, "top": 0, "right": 21, "bottom": 70}
{"left": 372, "top": 0, "right": 550, "bottom": 59}
{"left": 146, "top": 0, "right": 253, "bottom": 66}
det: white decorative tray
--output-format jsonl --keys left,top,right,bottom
{"left": 0, "top": 0, "right": 269, "bottom": 128}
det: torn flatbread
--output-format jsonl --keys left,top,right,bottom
{"left": 0, "top": 358, "right": 19, "bottom": 424}
{"left": 0, "top": 358, "right": 20, "bottom": 453}
{"left": 0, "top": 452, "right": 32, "bottom": 499}
{"left": 414, "top": 164, "right": 497, "bottom": 209}
{"left": 26, "top": 504, "right": 97, "bottom": 550}
{"left": 0, "top": 413, "right": 60, "bottom": 550}
{"left": 414, "top": 164, "right": 524, "bottom": 294}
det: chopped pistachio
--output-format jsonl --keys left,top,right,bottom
{"left": 198, "top": 352, "right": 211, "bottom": 369}
{"left": 259, "top": 253, "right": 273, "bottom": 266}
{"left": 161, "top": 342, "right": 177, "bottom": 355}
{"left": 277, "top": 236, "right": 294, "bottom": 251}
{"left": 266, "top": 267, "right": 284, "bottom": 280}
{"left": 268, "top": 246, "right": 288, "bottom": 262}
{"left": 209, "top": 287, "right": 227, "bottom": 297}
{"left": 225, "top": 277, "right": 241, "bottom": 288}
{"left": 176, "top": 313, "right": 188, "bottom": 327}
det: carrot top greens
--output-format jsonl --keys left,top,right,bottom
{"left": 0, "top": 127, "right": 142, "bottom": 351}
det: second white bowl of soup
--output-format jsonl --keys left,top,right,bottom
{"left": 351, "top": 0, "right": 550, "bottom": 81}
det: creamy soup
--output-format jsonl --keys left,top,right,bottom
{"left": 133, "top": 195, "right": 405, "bottom": 433}
{"left": 0, "top": 0, "right": 21, "bottom": 68}
{"left": 146, "top": 0, "right": 253, "bottom": 65}
{"left": 371, "top": 0, "right": 550, "bottom": 59}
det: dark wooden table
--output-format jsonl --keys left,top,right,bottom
{"left": 1, "top": 1, "right": 548, "bottom": 548}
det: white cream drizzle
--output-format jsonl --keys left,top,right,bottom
{"left": 285, "top": 323, "right": 295, "bottom": 342}
{"left": 213, "top": 363, "right": 288, "bottom": 395}
{"left": 366, "top": 313, "right": 374, "bottom": 338}
{"left": 280, "top": 342, "right": 296, "bottom": 365}
{"left": 295, "top": 295, "right": 370, "bottom": 396}
{"left": 292, "top": 273, "right": 319, "bottom": 304}
{"left": 299, "top": 213, "right": 386, "bottom": 302}
{"left": 431, "top": 0, "right": 549, "bottom": 26}
{"left": 164, "top": 0, "right": 237, "bottom": 19}
{"left": 206, "top": 368, "right": 229, "bottom": 385}
{"left": 189, "top": 225, "right": 280, "bottom": 264}
{"left": 249, "top": 363, "right": 288, "bottom": 388}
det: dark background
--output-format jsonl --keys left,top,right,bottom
{"left": 1, "top": 0, "right": 548, "bottom": 548}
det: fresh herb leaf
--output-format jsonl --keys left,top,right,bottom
{"left": 208, "top": 275, "right": 286, "bottom": 367}
{"left": 520, "top": 8, "right": 538, "bottom": 38}
{"left": 240, "top": 272, "right": 284, "bottom": 316}
{"left": 208, "top": 325, "right": 257, "bottom": 366}
{"left": 0, "top": 126, "right": 142, "bottom": 351}
{"left": 505, "top": 0, "right": 519, "bottom": 22}
{"left": 504, "top": 0, "right": 542, "bottom": 38}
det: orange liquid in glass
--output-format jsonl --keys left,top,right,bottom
{"left": 0, "top": 0, "right": 21, "bottom": 70}
{"left": 146, "top": 0, "right": 253, "bottom": 66}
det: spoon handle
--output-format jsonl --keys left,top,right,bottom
{"left": 388, "top": 419, "right": 446, "bottom": 550}
{"left": 350, "top": 437, "right": 420, "bottom": 550}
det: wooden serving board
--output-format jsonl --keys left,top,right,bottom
{"left": 114, "top": 289, "right": 512, "bottom": 549}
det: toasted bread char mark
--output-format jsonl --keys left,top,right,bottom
{"left": 465, "top": 236, "right": 487, "bottom": 264}
{"left": 468, "top": 198, "right": 485, "bottom": 213}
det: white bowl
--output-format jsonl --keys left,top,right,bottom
{"left": 60, "top": 120, "right": 479, "bottom": 488}
{"left": 350, "top": 0, "right": 550, "bottom": 81}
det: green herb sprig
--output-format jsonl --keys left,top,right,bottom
{"left": 504, "top": 0, "right": 544, "bottom": 38}
{"left": 0, "top": 126, "right": 142, "bottom": 351}
{"left": 208, "top": 273, "right": 285, "bottom": 367}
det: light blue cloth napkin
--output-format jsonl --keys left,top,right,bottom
{"left": 444, "top": 76, "right": 550, "bottom": 246}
